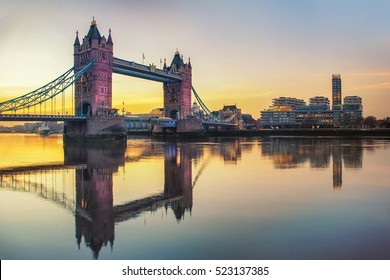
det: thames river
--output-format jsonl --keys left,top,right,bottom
{"left": 0, "top": 134, "right": 389, "bottom": 260}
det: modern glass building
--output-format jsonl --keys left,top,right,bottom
{"left": 260, "top": 75, "right": 363, "bottom": 129}
{"left": 332, "top": 74, "right": 342, "bottom": 111}
{"left": 260, "top": 97, "right": 305, "bottom": 128}
{"left": 272, "top": 97, "right": 306, "bottom": 110}
{"left": 342, "top": 96, "right": 363, "bottom": 127}
{"left": 309, "top": 96, "right": 330, "bottom": 110}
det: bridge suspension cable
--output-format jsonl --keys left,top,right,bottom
{"left": 191, "top": 86, "right": 220, "bottom": 122}
{"left": 0, "top": 62, "right": 93, "bottom": 113}
{"left": 192, "top": 86, "right": 238, "bottom": 124}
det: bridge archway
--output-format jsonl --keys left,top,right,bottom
{"left": 170, "top": 110, "right": 179, "bottom": 120}
{"left": 77, "top": 103, "right": 92, "bottom": 116}
{"left": 82, "top": 103, "right": 92, "bottom": 116}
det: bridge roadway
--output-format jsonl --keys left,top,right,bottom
{"left": 0, "top": 113, "right": 238, "bottom": 131}
{"left": 0, "top": 114, "right": 86, "bottom": 122}
{"left": 82, "top": 194, "right": 184, "bottom": 223}
{"left": 202, "top": 121, "right": 237, "bottom": 127}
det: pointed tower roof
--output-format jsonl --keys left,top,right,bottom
{"left": 163, "top": 58, "right": 167, "bottom": 70}
{"left": 170, "top": 49, "right": 184, "bottom": 70}
{"left": 74, "top": 30, "right": 80, "bottom": 46}
{"left": 86, "top": 17, "right": 101, "bottom": 44}
{"left": 107, "top": 28, "right": 113, "bottom": 45}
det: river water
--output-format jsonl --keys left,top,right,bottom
{"left": 0, "top": 134, "right": 389, "bottom": 260}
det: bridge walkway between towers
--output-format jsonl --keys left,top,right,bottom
{"left": 112, "top": 57, "right": 182, "bottom": 83}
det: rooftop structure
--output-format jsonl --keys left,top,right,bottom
{"left": 344, "top": 96, "right": 362, "bottom": 105}
{"left": 272, "top": 97, "right": 306, "bottom": 110}
{"left": 219, "top": 105, "right": 243, "bottom": 129}
{"left": 309, "top": 96, "right": 330, "bottom": 110}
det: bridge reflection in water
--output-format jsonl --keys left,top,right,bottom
{"left": 0, "top": 137, "right": 368, "bottom": 259}
{"left": 0, "top": 138, "right": 197, "bottom": 259}
{"left": 65, "top": 139, "right": 194, "bottom": 259}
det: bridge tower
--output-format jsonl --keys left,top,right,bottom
{"left": 67, "top": 140, "right": 126, "bottom": 258}
{"left": 163, "top": 51, "right": 192, "bottom": 119}
{"left": 164, "top": 143, "right": 193, "bottom": 220}
{"left": 73, "top": 18, "right": 114, "bottom": 117}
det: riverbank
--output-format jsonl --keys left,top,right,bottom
{"left": 2, "top": 128, "right": 390, "bottom": 138}
{"left": 204, "top": 128, "right": 390, "bottom": 138}
{"left": 150, "top": 128, "right": 390, "bottom": 138}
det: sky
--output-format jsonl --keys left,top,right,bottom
{"left": 1, "top": 0, "right": 390, "bottom": 118}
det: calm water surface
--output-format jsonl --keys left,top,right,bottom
{"left": 0, "top": 134, "right": 389, "bottom": 260}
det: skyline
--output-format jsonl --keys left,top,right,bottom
{"left": 1, "top": 0, "right": 390, "bottom": 118}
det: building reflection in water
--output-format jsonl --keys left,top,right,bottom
{"left": 64, "top": 140, "right": 126, "bottom": 259}
{"left": 261, "top": 138, "right": 363, "bottom": 190}
{"left": 64, "top": 139, "right": 196, "bottom": 259}
{"left": 207, "top": 137, "right": 254, "bottom": 164}
{"left": 0, "top": 136, "right": 371, "bottom": 259}
{"left": 164, "top": 142, "right": 193, "bottom": 220}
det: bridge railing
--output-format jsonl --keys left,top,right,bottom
{"left": 0, "top": 61, "right": 93, "bottom": 114}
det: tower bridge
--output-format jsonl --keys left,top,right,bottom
{"left": 0, "top": 19, "right": 240, "bottom": 137}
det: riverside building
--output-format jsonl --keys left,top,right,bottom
{"left": 341, "top": 96, "right": 363, "bottom": 127}
{"left": 260, "top": 75, "right": 363, "bottom": 128}
{"left": 332, "top": 74, "right": 342, "bottom": 124}
{"left": 260, "top": 97, "right": 305, "bottom": 128}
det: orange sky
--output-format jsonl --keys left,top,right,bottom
{"left": 1, "top": 0, "right": 390, "bottom": 118}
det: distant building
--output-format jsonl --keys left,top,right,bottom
{"left": 0, "top": 125, "right": 12, "bottom": 133}
{"left": 12, "top": 125, "right": 25, "bottom": 133}
{"left": 125, "top": 108, "right": 164, "bottom": 119}
{"left": 24, "top": 123, "right": 40, "bottom": 133}
{"left": 343, "top": 95, "right": 362, "bottom": 107}
{"left": 191, "top": 102, "right": 204, "bottom": 119}
{"left": 332, "top": 74, "right": 342, "bottom": 111}
{"left": 295, "top": 107, "right": 334, "bottom": 128}
{"left": 341, "top": 96, "right": 363, "bottom": 127}
{"left": 241, "top": 114, "right": 258, "bottom": 129}
{"left": 383, "top": 117, "right": 390, "bottom": 128}
{"left": 219, "top": 105, "right": 243, "bottom": 129}
{"left": 260, "top": 74, "right": 363, "bottom": 129}
{"left": 149, "top": 108, "right": 164, "bottom": 118}
{"left": 47, "top": 122, "right": 64, "bottom": 133}
{"left": 332, "top": 74, "right": 342, "bottom": 125}
{"left": 272, "top": 97, "right": 306, "bottom": 110}
{"left": 260, "top": 108, "right": 297, "bottom": 128}
{"left": 309, "top": 96, "right": 330, "bottom": 110}
{"left": 260, "top": 97, "right": 305, "bottom": 128}
{"left": 261, "top": 100, "right": 337, "bottom": 128}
